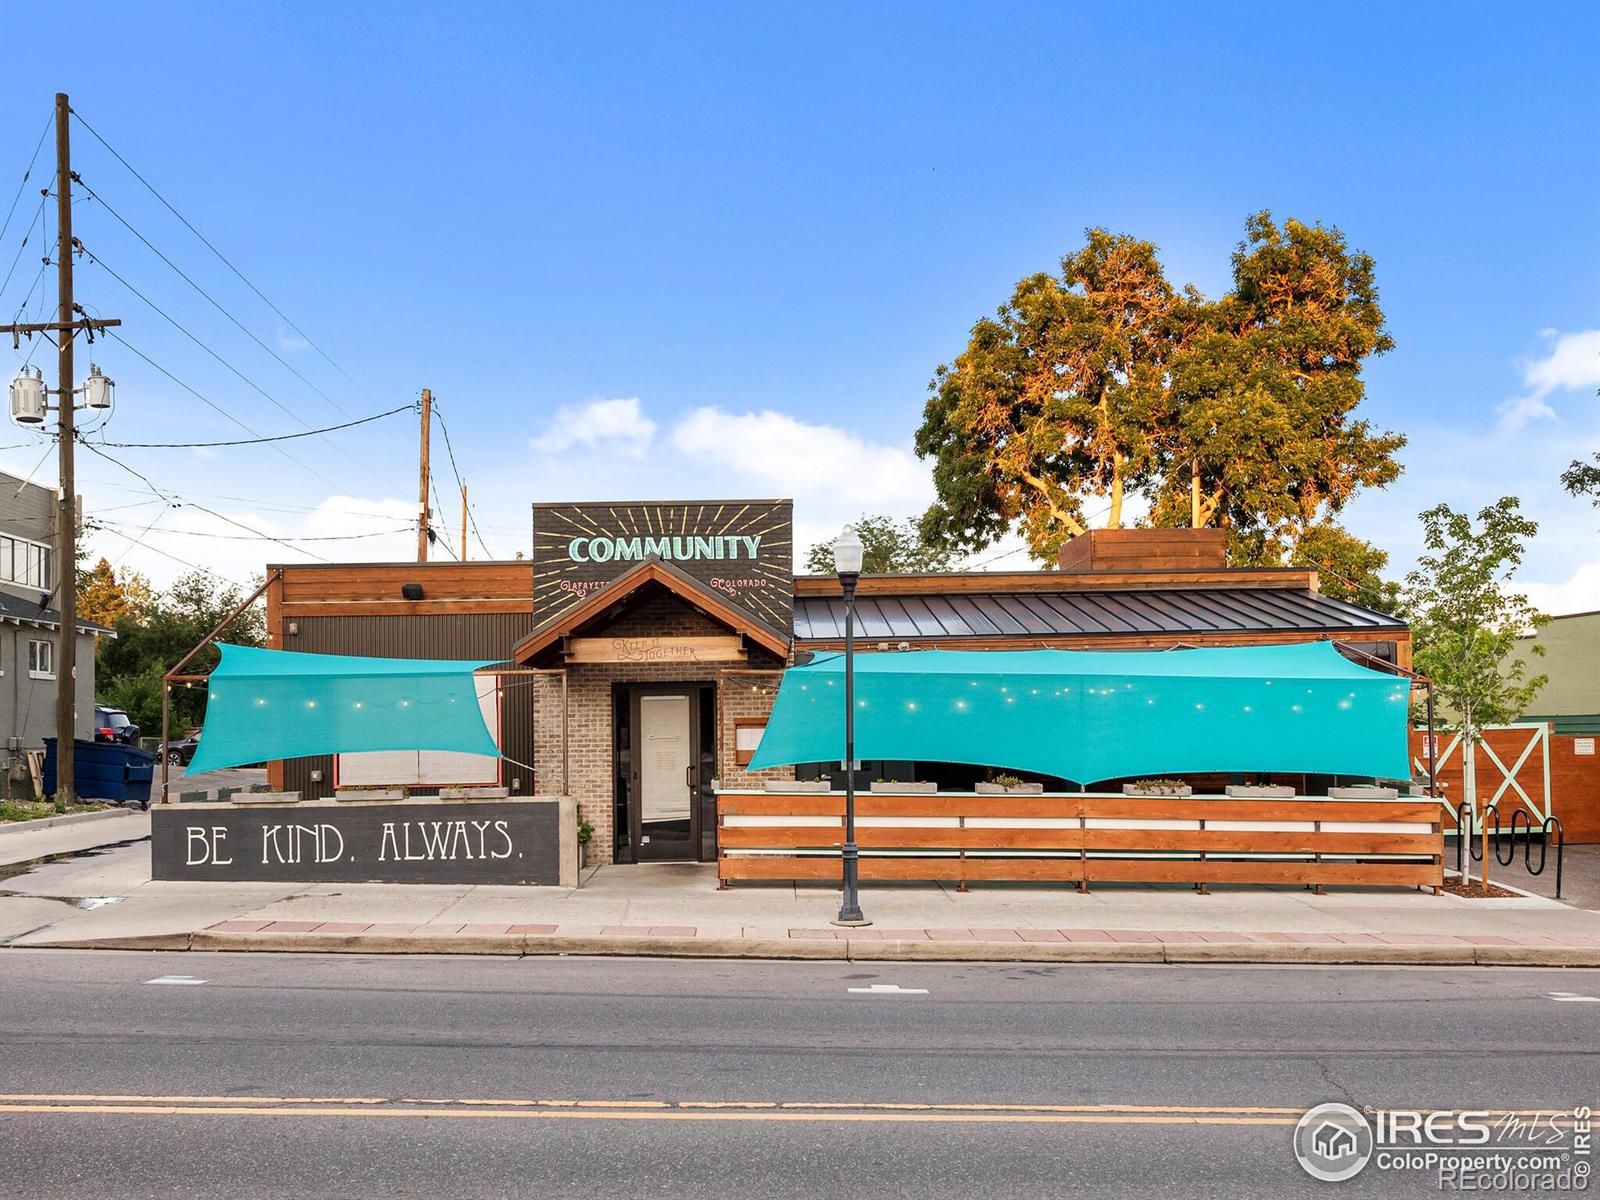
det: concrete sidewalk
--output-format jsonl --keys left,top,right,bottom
{"left": 3, "top": 835, "right": 1597, "bottom": 964}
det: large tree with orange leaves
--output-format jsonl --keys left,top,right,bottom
{"left": 915, "top": 213, "right": 1404, "bottom": 566}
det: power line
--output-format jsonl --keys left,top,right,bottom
{"left": 73, "top": 476, "right": 415, "bottom": 522}
{"left": 0, "top": 193, "right": 47, "bottom": 306}
{"left": 88, "top": 520, "right": 245, "bottom": 589}
{"left": 431, "top": 401, "right": 497, "bottom": 558}
{"left": 70, "top": 105, "right": 381, "bottom": 408}
{"left": 0, "top": 110, "right": 52, "bottom": 249}
{"left": 93, "top": 401, "right": 411, "bottom": 448}
{"left": 75, "top": 173, "right": 355, "bottom": 417}
{"left": 75, "top": 437, "right": 332, "bottom": 563}
{"left": 429, "top": 476, "right": 459, "bottom": 560}
{"left": 100, "top": 328, "right": 340, "bottom": 489}
{"left": 80, "top": 245, "right": 385, "bottom": 489}
{"left": 92, "top": 515, "right": 415, "bottom": 542}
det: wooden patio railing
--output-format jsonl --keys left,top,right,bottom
{"left": 715, "top": 790, "right": 1444, "bottom": 892}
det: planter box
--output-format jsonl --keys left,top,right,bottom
{"left": 1122, "top": 784, "right": 1192, "bottom": 797}
{"left": 335, "top": 787, "right": 407, "bottom": 802}
{"left": 1224, "top": 785, "right": 1296, "bottom": 799}
{"left": 1328, "top": 786, "right": 1399, "bottom": 800}
{"left": 870, "top": 781, "right": 937, "bottom": 793}
{"left": 231, "top": 791, "right": 302, "bottom": 806}
{"left": 439, "top": 786, "right": 510, "bottom": 801}
{"left": 975, "top": 782, "right": 1045, "bottom": 794}
{"left": 762, "top": 780, "right": 831, "bottom": 794}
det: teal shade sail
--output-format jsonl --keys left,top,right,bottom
{"left": 187, "top": 644, "right": 500, "bottom": 774}
{"left": 748, "top": 642, "right": 1412, "bottom": 782}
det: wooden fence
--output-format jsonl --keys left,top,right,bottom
{"left": 716, "top": 790, "right": 1444, "bottom": 891}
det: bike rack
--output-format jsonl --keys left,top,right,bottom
{"left": 1457, "top": 804, "right": 1564, "bottom": 899}
{"left": 1508, "top": 810, "right": 1565, "bottom": 899}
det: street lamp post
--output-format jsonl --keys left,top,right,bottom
{"left": 831, "top": 526, "right": 869, "bottom": 927}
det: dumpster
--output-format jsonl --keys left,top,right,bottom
{"left": 43, "top": 737, "right": 156, "bottom": 807}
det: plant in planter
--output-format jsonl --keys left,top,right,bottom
{"left": 576, "top": 811, "right": 595, "bottom": 867}
{"left": 976, "top": 773, "right": 1045, "bottom": 794}
{"left": 1224, "top": 782, "right": 1296, "bottom": 799}
{"left": 869, "top": 778, "right": 938, "bottom": 793}
{"left": 1122, "top": 778, "right": 1192, "bottom": 797}
{"left": 334, "top": 784, "right": 409, "bottom": 802}
{"left": 763, "top": 778, "right": 832, "bottom": 793}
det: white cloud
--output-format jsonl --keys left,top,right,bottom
{"left": 1521, "top": 560, "right": 1600, "bottom": 618}
{"left": 529, "top": 397, "right": 656, "bottom": 456}
{"left": 669, "top": 407, "right": 929, "bottom": 510}
{"left": 1497, "top": 329, "right": 1600, "bottom": 433}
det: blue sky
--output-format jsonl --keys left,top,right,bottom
{"left": 3, "top": 1, "right": 1597, "bottom": 608}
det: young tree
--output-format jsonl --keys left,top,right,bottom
{"left": 915, "top": 230, "right": 1191, "bottom": 561}
{"left": 1153, "top": 213, "right": 1405, "bottom": 559}
{"left": 95, "top": 571, "right": 266, "bottom": 733}
{"left": 1404, "top": 498, "right": 1548, "bottom": 783}
{"left": 1561, "top": 451, "right": 1600, "bottom": 507}
{"left": 805, "top": 514, "right": 956, "bottom": 574}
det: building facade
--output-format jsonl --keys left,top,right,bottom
{"left": 0, "top": 471, "right": 104, "bottom": 791}
{"left": 264, "top": 504, "right": 1412, "bottom": 866}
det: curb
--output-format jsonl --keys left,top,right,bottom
{"left": 11, "top": 931, "right": 1600, "bottom": 967}
{"left": 0, "top": 808, "right": 137, "bottom": 837}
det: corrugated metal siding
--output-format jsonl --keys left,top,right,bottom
{"left": 281, "top": 614, "right": 534, "bottom": 799}
{"left": 793, "top": 588, "right": 1404, "bottom": 642}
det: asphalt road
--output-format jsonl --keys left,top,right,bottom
{"left": 0, "top": 953, "right": 1594, "bottom": 1199}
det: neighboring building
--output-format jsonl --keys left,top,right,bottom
{"left": 263, "top": 505, "right": 1412, "bottom": 866}
{"left": 1510, "top": 610, "right": 1600, "bottom": 735}
{"left": 0, "top": 471, "right": 107, "bottom": 774}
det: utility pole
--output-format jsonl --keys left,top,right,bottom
{"left": 2, "top": 94, "right": 121, "bottom": 803}
{"left": 460, "top": 482, "right": 468, "bottom": 563}
{"left": 1190, "top": 458, "right": 1202, "bottom": 528}
{"left": 417, "top": 387, "right": 431, "bottom": 562}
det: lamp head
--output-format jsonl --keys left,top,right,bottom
{"left": 833, "top": 525, "right": 864, "bottom": 578}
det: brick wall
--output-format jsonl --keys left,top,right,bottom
{"left": 528, "top": 591, "right": 791, "bottom": 864}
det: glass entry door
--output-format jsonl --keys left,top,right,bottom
{"left": 631, "top": 691, "right": 697, "bottom": 860}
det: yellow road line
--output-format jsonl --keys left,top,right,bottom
{"left": 0, "top": 1103, "right": 1301, "bottom": 1126}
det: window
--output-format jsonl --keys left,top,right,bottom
{"left": 733, "top": 718, "right": 767, "bottom": 766}
{"left": 28, "top": 639, "right": 54, "bottom": 680}
{"left": 0, "top": 535, "right": 52, "bottom": 590}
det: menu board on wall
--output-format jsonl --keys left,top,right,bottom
{"left": 531, "top": 500, "right": 794, "bottom": 636}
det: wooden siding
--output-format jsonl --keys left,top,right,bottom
{"left": 716, "top": 790, "right": 1444, "bottom": 889}
{"left": 793, "top": 568, "right": 1320, "bottom": 597}
{"left": 268, "top": 561, "right": 534, "bottom": 619}
{"left": 1058, "top": 528, "right": 1228, "bottom": 572}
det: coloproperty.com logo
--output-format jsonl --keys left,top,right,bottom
{"left": 1294, "top": 1103, "right": 1593, "bottom": 1190}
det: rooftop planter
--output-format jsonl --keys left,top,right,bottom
{"left": 1328, "top": 785, "right": 1400, "bottom": 800}
{"left": 335, "top": 786, "right": 408, "bottom": 802}
{"left": 976, "top": 775, "right": 1044, "bottom": 794}
{"left": 439, "top": 786, "right": 510, "bottom": 801}
{"left": 1123, "top": 780, "right": 1192, "bottom": 798}
{"left": 870, "top": 780, "right": 937, "bottom": 793}
{"left": 230, "top": 791, "right": 302, "bottom": 805}
{"left": 1225, "top": 784, "right": 1295, "bottom": 799}
{"left": 762, "top": 779, "right": 831, "bottom": 793}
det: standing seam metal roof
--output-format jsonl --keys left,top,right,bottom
{"left": 792, "top": 587, "right": 1404, "bottom": 642}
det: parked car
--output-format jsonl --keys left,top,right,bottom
{"left": 93, "top": 706, "right": 141, "bottom": 746}
{"left": 166, "top": 730, "right": 201, "bottom": 767}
